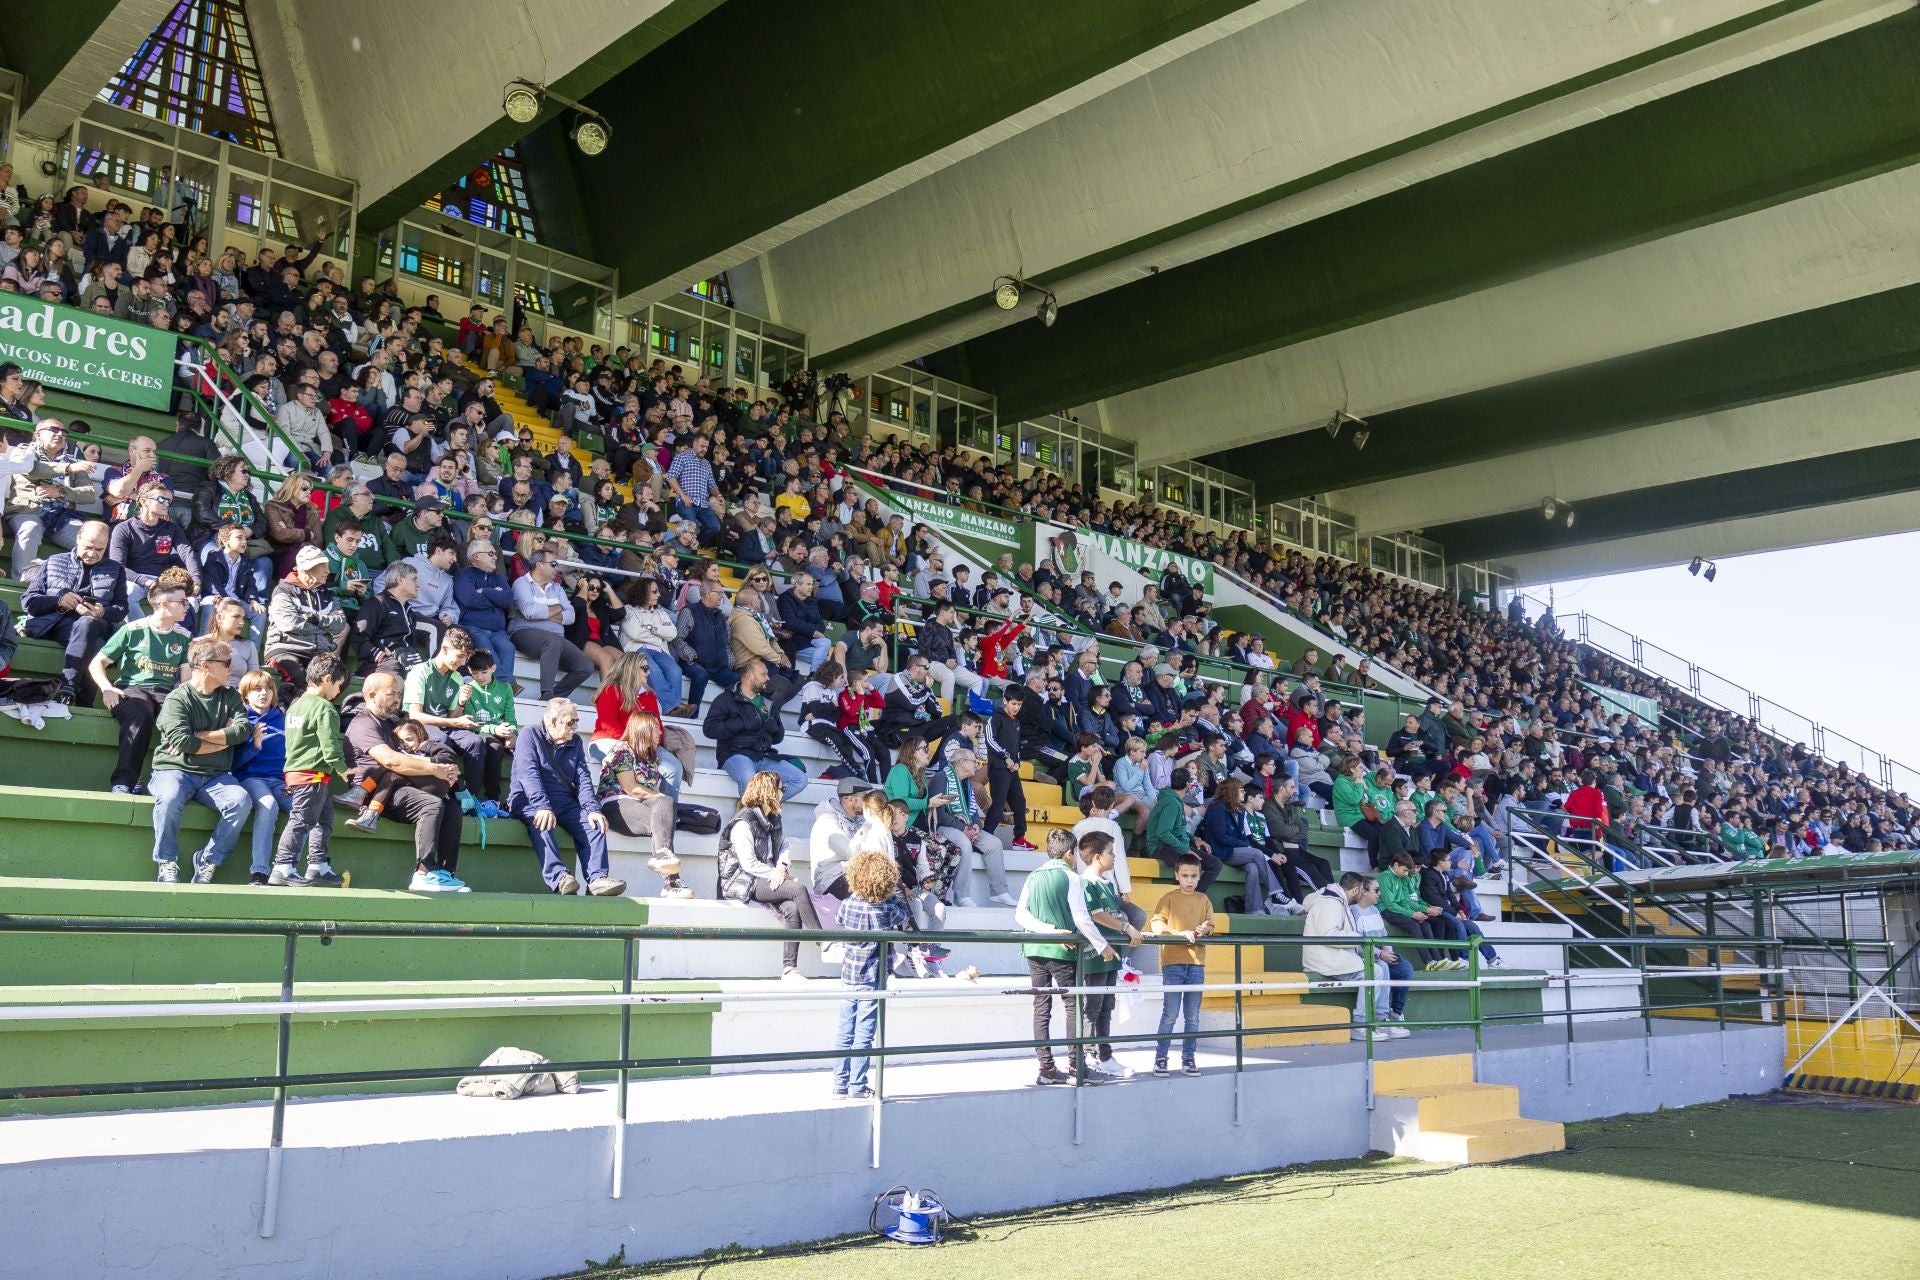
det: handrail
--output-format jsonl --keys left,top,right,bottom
{"left": 1210, "top": 559, "right": 1440, "bottom": 702}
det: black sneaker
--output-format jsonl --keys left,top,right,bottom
{"left": 1034, "top": 1066, "right": 1072, "bottom": 1087}
{"left": 305, "top": 865, "right": 345, "bottom": 888}
{"left": 247, "top": 871, "right": 269, "bottom": 886}
{"left": 54, "top": 681, "right": 76, "bottom": 706}
{"left": 1152, "top": 1060, "right": 1170, "bottom": 1078}
{"left": 267, "top": 864, "right": 311, "bottom": 887}
{"left": 1181, "top": 1061, "right": 1201, "bottom": 1077}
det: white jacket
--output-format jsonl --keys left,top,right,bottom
{"left": 1301, "top": 885, "right": 1363, "bottom": 977}
{"left": 621, "top": 604, "right": 678, "bottom": 652}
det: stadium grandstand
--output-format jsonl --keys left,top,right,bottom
{"left": 0, "top": 3, "right": 1914, "bottom": 1277}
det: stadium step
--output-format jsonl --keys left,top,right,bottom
{"left": 1369, "top": 1053, "right": 1565, "bottom": 1165}
{"left": 1198, "top": 998, "right": 1350, "bottom": 1049}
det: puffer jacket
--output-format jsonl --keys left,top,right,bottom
{"left": 703, "top": 687, "right": 785, "bottom": 763}
{"left": 263, "top": 573, "right": 347, "bottom": 663}
{"left": 717, "top": 804, "right": 784, "bottom": 903}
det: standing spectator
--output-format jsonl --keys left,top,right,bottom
{"left": 275, "top": 654, "right": 349, "bottom": 887}
{"left": 510, "top": 698, "right": 625, "bottom": 897}
{"left": 147, "top": 635, "right": 252, "bottom": 883}
{"left": 982, "top": 685, "right": 1031, "bottom": 852}
{"left": 1149, "top": 852, "right": 1216, "bottom": 1075}
{"left": 231, "top": 668, "right": 291, "bottom": 886}
{"left": 21, "top": 519, "right": 124, "bottom": 706}
{"left": 342, "top": 672, "right": 468, "bottom": 892}
{"left": 664, "top": 433, "right": 721, "bottom": 539}
{"left": 716, "top": 770, "right": 823, "bottom": 979}
{"left": 88, "top": 569, "right": 194, "bottom": 793}
{"left": 509, "top": 549, "right": 591, "bottom": 700}
{"left": 705, "top": 657, "right": 806, "bottom": 799}
{"left": 832, "top": 840, "right": 910, "bottom": 1099}
{"left": 1076, "top": 830, "right": 1139, "bottom": 1077}
{"left": 1015, "top": 829, "right": 1112, "bottom": 1086}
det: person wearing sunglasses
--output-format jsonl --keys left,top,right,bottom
{"left": 146, "top": 634, "right": 254, "bottom": 885}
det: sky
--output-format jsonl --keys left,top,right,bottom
{"left": 1535, "top": 531, "right": 1920, "bottom": 781}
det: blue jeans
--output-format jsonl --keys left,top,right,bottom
{"left": 641, "top": 647, "right": 685, "bottom": 709}
{"left": 1156, "top": 962, "right": 1205, "bottom": 1063}
{"left": 683, "top": 660, "right": 737, "bottom": 712}
{"left": 794, "top": 636, "right": 830, "bottom": 670}
{"left": 524, "top": 801, "right": 611, "bottom": 890}
{"left": 1222, "top": 845, "right": 1282, "bottom": 912}
{"left": 238, "top": 774, "right": 289, "bottom": 876}
{"left": 149, "top": 770, "right": 251, "bottom": 869}
{"left": 466, "top": 626, "right": 518, "bottom": 680}
{"left": 722, "top": 754, "right": 806, "bottom": 800}
{"left": 1374, "top": 955, "right": 1413, "bottom": 1016}
{"left": 674, "top": 500, "right": 721, "bottom": 539}
{"left": 834, "top": 987, "right": 879, "bottom": 1092}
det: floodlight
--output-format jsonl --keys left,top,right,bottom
{"left": 1541, "top": 497, "right": 1558, "bottom": 521}
{"left": 1689, "top": 557, "right": 1703, "bottom": 576}
{"left": 503, "top": 82, "right": 542, "bottom": 124}
{"left": 993, "top": 279, "right": 1022, "bottom": 310}
{"left": 1038, "top": 295, "right": 1058, "bottom": 328}
{"left": 571, "top": 116, "right": 611, "bottom": 156}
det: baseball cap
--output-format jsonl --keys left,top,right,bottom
{"left": 294, "top": 546, "right": 329, "bottom": 571}
{"left": 413, "top": 496, "right": 446, "bottom": 513}
{"left": 835, "top": 778, "right": 877, "bottom": 797}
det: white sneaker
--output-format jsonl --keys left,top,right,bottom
{"left": 780, "top": 968, "right": 807, "bottom": 983}
{"left": 1384, "top": 1025, "right": 1410, "bottom": 1039}
{"left": 955, "top": 897, "right": 978, "bottom": 908}
{"left": 1099, "top": 1059, "right": 1134, "bottom": 1079}
{"left": 409, "top": 870, "right": 460, "bottom": 893}
{"left": 820, "top": 942, "right": 845, "bottom": 963}
{"left": 1487, "top": 957, "right": 1506, "bottom": 968}
{"left": 988, "top": 892, "right": 1018, "bottom": 908}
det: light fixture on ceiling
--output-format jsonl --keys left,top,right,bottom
{"left": 1563, "top": 507, "right": 1575, "bottom": 529}
{"left": 500, "top": 79, "right": 614, "bottom": 155}
{"left": 1541, "top": 497, "right": 1558, "bottom": 522}
{"left": 1351, "top": 426, "right": 1370, "bottom": 452}
{"left": 1704, "top": 562, "right": 1717, "bottom": 583}
{"left": 1326, "top": 409, "right": 1366, "bottom": 442}
{"left": 1688, "top": 557, "right": 1718, "bottom": 582}
{"left": 570, "top": 115, "right": 611, "bottom": 156}
{"left": 992, "top": 275, "right": 1057, "bottom": 327}
{"left": 1688, "top": 557, "right": 1703, "bottom": 576}
{"left": 503, "top": 80, "right": 543, "bottom": 124}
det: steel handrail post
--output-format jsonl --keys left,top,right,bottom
{"left": 257, "top": 929, "right": 297, "bottom": 1239}
{"left": 1468, "top": 938, "right": 1482, "bottom": 1062}
{"left": 1232, "top": 938, "right": 1245, "bottom": 1126}
{"left": 871, "top": 939, "right": 889, "bottom": 1170}
{"left": 1070, "top": 943, "right": 1086, "bottom": 1146}
{"left": 611, "top": 934, "right": 633, "bottom": 1199}
{"left": 1362, "top": 936, "right": 1377, "bottom": 1111}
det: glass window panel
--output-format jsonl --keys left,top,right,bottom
{"left": 100, "top": 0, "right": 279, "bottom": 154}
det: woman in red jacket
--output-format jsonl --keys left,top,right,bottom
{"left": 592, "top": 651, "right": 697, "bottom": 785}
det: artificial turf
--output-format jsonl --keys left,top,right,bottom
{"left": 562, "top": 1094, "right": 1920, "bottom": 1280}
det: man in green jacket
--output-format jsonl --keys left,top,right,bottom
{"left": 1147, "top": 765, "right": 1218, "bottom": 888}
{"left": 1376, "top": 852, "right": 1456, "bottom": 970}
{"left": 148, "top": 635, "right": 253, "bottom": 884}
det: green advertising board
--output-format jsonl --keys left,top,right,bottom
{"left": 0, "top": 296, "right": 175, "bottom": 411}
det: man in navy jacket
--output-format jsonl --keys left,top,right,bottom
{"left": 509, "top": 698, "right": 624, "bottom": 896}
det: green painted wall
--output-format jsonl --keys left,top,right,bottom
{"left": 0, "top": 0, "right": 120, "bottom": 115}
{"left": 574, "top": 0, "right": 1251, "bottom": 291}
{"left": 945, "top": 9, "right": 1920, "bottom": 424}
{"left": 0, "top": 978, "right": 714, "bottom": 1115}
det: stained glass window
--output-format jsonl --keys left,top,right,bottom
{"left": 424, "top": 149, "right": 541, "bottom": 244}
{"left": 100, "top": 0, "right": 279, "bottom": 154}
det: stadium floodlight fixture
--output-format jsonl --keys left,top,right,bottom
{"left": 502, "top": 79, "right": 613, "bottom": 156}
{"left": 1541, "top": 497, "right": 1558, "bottom": 522}
{"left": 993, "top": 277, "right": 1024, "bottom": 310}
{"left": 1038, "top": 295, "right": 1058, "bottom": 328}
{"left": 1326, "top": 409, "right": 1366, "bottom": 441}
{"left": 1704, "top": 562, "right": 1717, "bottom": 583}
{"left": 503, "top": 80, "right": 543, "bottom": 124}
{"left": 570, "top": 114, "right": 611, "bottom": 156}
{"left": 1689, "top": 557, "right": 1703, "bottom": 576}
{"left": 1352, "top": 426, "right": 1370, "bottom": 452}
{"left": 1563, "top": 507, "right": 1575, "bottom": 529}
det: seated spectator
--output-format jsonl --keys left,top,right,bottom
{"left": 1332, "top": 754, "right": 1383, "bottom": 865}
{"left": 509, "top": 549, "right": 591, "bottom": 700}
{"left": 196, "top": 521, "right": 268, "bottom": 639}
{"left": 809, "top": 777, "right": 876, "bottom": 897}
{"left": 931, "top": 745, "right": 1014, "bottom": 908}
{"left": 706, "top": 657, "right": 806, "bottom": 800}
{"left": 618, "top": 576, "right": 690, "bottom": 716}
{"left": 351, "top": 559, "right": 428, "bottom": 678}
{"left": 877, "top": 654, "right": 950, "bottom": 750}
{"left": 147, "top": 634, "right": 252, "bottom": 883}
{"left": 1377, "top": 852, "right": 1458, "bottom": 971}
{"left": 510, "top": 697, "right": 624, "bottom": 897}
{"left": 596, "top": 711, "right": 689, "bottom": 897}
{"left": 591, "top": 650, "right": 696, "bottom": 784}
{"left": 403, "top": 535, "right": 462, "bottom": 658}
{"left": 231, "top": 667, "right": 292, "bottom": 886}
{"left": 88, "top": 567, "right": 194, "bottom": 794}
{"left": 342, "top": 671, "right": 467, "bottom": 891}
{"left": 1197, "top": 778, "right": 1288, "bottom": 915}
{"left": 676, "top": 578, "right": 736, "bottom": 709}
{"left": 262, "top": 472, "right": 323, "bottom": 580}
{"left": 716, "top": 769, "right": 823, "bottom": 979}
{"left": 452, "top": 538, "right": 515, "bottom": 676}
{"left": 263, "top": 546, "right": 348, "bottom": 695}
{"left": 111, "top": 480, "right": 200, "bottom": 617}
{"left": 1302, "top": 874, "right": 1405, "bottom": 1040}
{"left": 5, "top": 419, "right": 95, "bottom": 576}
{"left": 1147, "top": 766, "right": 1218, "bottom": 888}
{"left": 21, "top": 519, "right": 124, "bottom": 705}
{"left": 402, "top": 627, "right": 490, "bottom": 798}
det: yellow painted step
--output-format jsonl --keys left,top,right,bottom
{"left": 1127, "top": 856, "right": 1164, "bottom": 883}
{"left": 1373, "top": 1054, "right": 1475, "bottom": 1092}
{"left": 1199, "top": 980, "right": 1304, "bottom": 1010}
{"left": 1377, "top": 1081, "right": 1521, "bottom": 1131}
{"left": 1024, "top": 781, "right": 1064, "bottom": 807}
{"left": 1439, "top": 1117, "right": 1566, "bottom": 1163}
{"left": 1232, "top": 1001, "right": 1351, "bottom": 1048}
{"left": 1025, "top": 804, "right": 1080, "bottom": 828}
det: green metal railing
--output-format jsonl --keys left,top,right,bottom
{"left": 0, "top": 912, "right": 1785, "bottom": 1239}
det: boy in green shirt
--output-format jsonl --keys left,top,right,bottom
{"left": 457, "top": 649, "right": 517, "bottom": 807}
{"left": 1377, "top": 852, "right": 1457, "bottom": 970}
{"left": 90, "top": 571, "right": 194, "bottom": 794}
{"left": 324, "top": 521, "right": 373, "bottom": 614}
{"left": 277, "top": 653, "right": 350, "bottom": 887}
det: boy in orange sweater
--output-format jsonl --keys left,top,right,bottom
{"left": 1148, "top": 852, "right": 1215, "bottom": 1077}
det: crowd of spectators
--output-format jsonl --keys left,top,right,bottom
{"left": 0, "top": 177, "right": 1906, "bottom": 947}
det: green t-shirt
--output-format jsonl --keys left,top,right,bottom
{"left": 403, "top": 660, "right": 464, "bottom": 718}
{"left": 462, "top": 678, "right": 517, "bottom": 731}
{"left": 100, "top": 623, "right": 190, "bottom": 690}
{"left": 1019, "top": 860, "right": 1077, "bottom": 962}
{"left": 1065, "top": 758, "right": 1093, "bottom": 804}
{"left": 325, "top": 545, "right": 371, "bottom": 612}
{"left": 1083, "top": 875, "right": 1125, "bottom": 975}
{"left": 842, "top": 636, "right": 883, "bottom": 675}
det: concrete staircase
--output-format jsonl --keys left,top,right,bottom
{"left": 1369, "top": 1053, "right": 1565, "bottom": 1164}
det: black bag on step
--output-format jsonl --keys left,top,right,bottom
{"left": 675, "top": 803, "right": 721, "bottom": 835}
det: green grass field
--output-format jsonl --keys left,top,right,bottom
{"left": 561, "top": 1095, "right": 1920, "bottom": 1280}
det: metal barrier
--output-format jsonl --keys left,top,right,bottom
{"left": 0, "top": 913, "right": 1785, "bottom": 1239}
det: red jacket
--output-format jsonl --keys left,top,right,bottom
{"left": 837, "top": 687, "right": 884, "bottom": 733}
{"left": 1283, "top": 708, "right": 1321, "bottom": 750}
{"left": 593, "top": 683, "right": 662, "bottom": 742}
{"left": 1564, "top": 785, "right": 1610, "bottom": 838}
{"left": 978, "top": 620, "right": 1024, "bottom": 680}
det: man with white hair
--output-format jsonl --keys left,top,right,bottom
{"left": 510, "top": 698, "right": 624, "bottom": 896}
